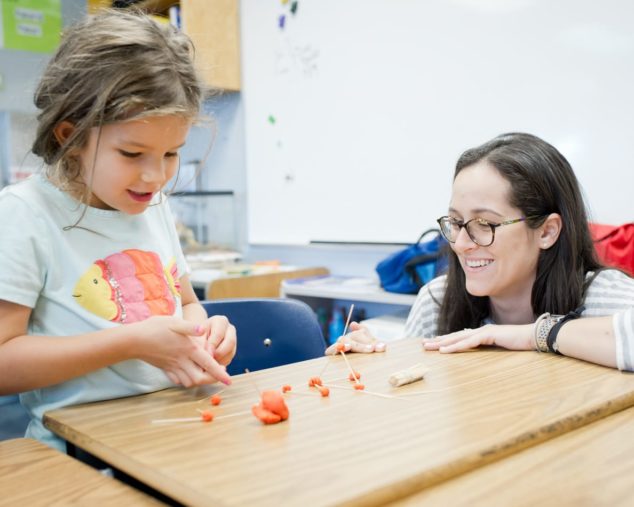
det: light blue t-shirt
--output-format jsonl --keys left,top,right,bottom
{"left": 0, "top": 175, "right": 188, "bottom": 451}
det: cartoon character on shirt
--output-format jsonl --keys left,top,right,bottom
{"left": 73, "top": 249, "right": 180, "bottom": 323}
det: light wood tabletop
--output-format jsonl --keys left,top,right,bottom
{"left": 43, "top": 339, "right": 634, "bottom": 507}
{"left": 391, "top": 404, "right": 634, "bottom": 507}
{"left": 0, "top": 438, "right": 163, "bottom": 506}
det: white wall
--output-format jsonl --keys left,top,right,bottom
{"left": 241, "top": 0, "right": 634, "bottom": 245}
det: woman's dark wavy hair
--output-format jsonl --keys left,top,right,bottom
{"left": 437, "top": 132, "right": 602, "bottom": 334}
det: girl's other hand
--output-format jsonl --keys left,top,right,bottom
{"left": 132, "top": 316, "right": 231, "bottom": 387}
{"left": 324, "top": 322, "right": 387, "bottom": 355}
{"left": 422, "top": 323, "right": 534, "bottom": 353}
{"left": 200, "top": 315, "right": 237, "bottom": 366}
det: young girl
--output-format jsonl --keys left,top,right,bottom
{"left": 327, "top": 133, "right": 634, "bottom": 371}
{"left": 0, "top": 11, "right": 236, "bottom": 451}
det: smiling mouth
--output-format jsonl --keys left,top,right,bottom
{"left": 127, "top": 190, "right": 154, "bottom": 202}
{"left": 465, "top": 259, "right": 494, "bottom": 268}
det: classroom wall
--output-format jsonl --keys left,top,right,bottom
{"left": 241, "top": 0, "right": 634, "bottom": 246}
{"left": 5, "top": 1, "right": 633, "bottom": 281}
{"left": 0, "top": 0, "right": 86, "bottom": 113}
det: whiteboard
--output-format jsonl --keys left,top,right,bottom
{"left": 241, "top": 0, "right": 634, "bottom": 245}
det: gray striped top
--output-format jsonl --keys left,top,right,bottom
{"left": 404, "top": 269, "right": 634, "bottom": 371}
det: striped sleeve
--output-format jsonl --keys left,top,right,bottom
{"left": 614, "top": 309, "right": 634, "bottom": 372}
{"left": 583, "top": 269, "right": 634, "bottom": 316}
{"left": 403, "top": 275, "right": 446, "bottom": 338}
{"left": 584, "top": 269, "right": 634, "bottom": 371}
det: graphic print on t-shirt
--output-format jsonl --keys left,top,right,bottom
{"left": 72, "top": 249, "right": 181, "bottom": 323}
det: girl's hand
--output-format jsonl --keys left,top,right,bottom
{"left": 422, "top": 323, "right": 535, "bottom": 353}
{"left": 131, "top": 316, "right": 231, "bottom": 387}
{"left": 324, "top": 322, "right": 387, "bottom": 355}
{"left": 200, "top": 315, "right": 237, "bottom": 367}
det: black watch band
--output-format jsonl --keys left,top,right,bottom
{"left": 546, "top": 306, "right": 585, "bottom": 354}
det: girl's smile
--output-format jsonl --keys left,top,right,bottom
{"left": 75, "top": 115, "right": 191, "bottom": 214}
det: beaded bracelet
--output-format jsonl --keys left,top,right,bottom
{"left": 534, "top": 313, "right": 565, "bottom": 353}
{"left": 533, "top": 312, "right": 550, "bottom": 352}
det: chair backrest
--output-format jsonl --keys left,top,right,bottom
{"left": 201, "top": 298, "right": 326, "bottom": 376}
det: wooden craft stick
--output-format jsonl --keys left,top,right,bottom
{"left": 388, "top": 363, "right": 429, "bottom": 387}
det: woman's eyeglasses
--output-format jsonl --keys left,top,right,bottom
{"left": 436, "top": 215, "right": 543, "bottom": 247}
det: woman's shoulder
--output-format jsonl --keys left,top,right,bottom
{"left": 409, "top": 274, "right": 447, "bottom": 310}
{"left": 583, "top": 268, "right": 634, "bottom": 316}
{"left": 587, "top": 268, "right": 634, "bottom": 288}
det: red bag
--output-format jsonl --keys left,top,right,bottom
{"left": 589, "top": 222, "right": 634, "bottom": 276}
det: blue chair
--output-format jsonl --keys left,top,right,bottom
{"left": 0, "top": 395, "right": 30, "bottom": 441}
{"left": 201, "top": 298, "right": 326, "bottom": 376}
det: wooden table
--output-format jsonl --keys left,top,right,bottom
{"left": 392, "top": 405, "right": 634, "bottom": 506}
{"left": 43, "top": 339, "right": 634, "bottom": 506}
{"left": 0, "top": 438, "right": 162, "bottom": 506}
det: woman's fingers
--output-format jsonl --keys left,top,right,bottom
{"left": 348, "top": 340, "right": 386, "bottom": 353}
{"left": 422, "top": 325, "right": 532, "bottom": 353}
{"left": 324, "top": 323, "right": 386, "bottom": 355}
{"left": 324, "top": 341, "right": 351, "bottom": 355}
{"left": 423, "top": 328, "right": 477, "bottom": 350}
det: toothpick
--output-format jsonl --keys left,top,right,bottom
{"left": 244, "top": 368, "right": 261, "bottom": 395}
{"left": 152, "top": 416, "right": 203, "bottom": 424}
{"left": 317, "top": 356, "right": 331, "bottom": 378}
{"left": 196, "top": 387, "right": 227, "bottom": 403}
{"left": 342, "top": 304, "right": 354, "bottom": 336}
{"left": 339, "top": 347, "right": 360, "bottom": 385}
{"left": 322, "top": 383, "right": 406, "bottom": 400}
{"left": 284, "top": 390, "right": 321, "bottom": 397}
{"left": 214, "top": 410, "right": 252, "bottom": 420}
{"left": 335, "top": 304, "right": 363, "bottom": 385}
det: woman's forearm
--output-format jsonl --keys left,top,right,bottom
{"left": 555, "top": 316, "right": 617, "bottom": 368}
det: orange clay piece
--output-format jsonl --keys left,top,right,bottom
{"left": 308, "top": 376, "right": 323, "bottom": 387}
{"left": 252, "top": 404, "right": 282, "bottom": 424}
{"left": 282, "top": 384, "right": 292, "bottom": 393}
{"left": 317, "top": 386, "right": 330, "bottom": 397}
{"left": 200, "top": 410, "right": 214, "bottom": 422}
{"left": 336, "top": 343, "right": 346, "bottom": 352}
{"left": 353, "top": 383, "right": 366, "bottom": 390}
{"left": 261, "top": 390, "right": 289, "bottom": 421}
{"left": 210, "top": 395, "right": 222, "bottom": 406}
{"left": 348, "top": 371, "right": 361, "bottom": 381}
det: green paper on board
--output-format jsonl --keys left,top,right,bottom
{"left": 1, "top": 0, "right": 61, "bottom": 53}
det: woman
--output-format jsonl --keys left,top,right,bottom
{"left": 327, "top": 133, "right": 634, "bottom": 371}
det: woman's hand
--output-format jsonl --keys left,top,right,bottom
{"left": 324, "top": 322, "right": 387, "bottom": 355}
{"left": 130, "top": 315, "right": 231, "bottom": 387}
{"left": 200, "top": 315, "right": 237, "bottom": 367}
{"left": 422, "top": 323, "right": 535, "bottom": 353}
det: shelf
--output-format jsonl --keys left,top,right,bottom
{"left": 100, "top": 0, "right": 241, "bottom": 90}
{"left": 281, "top": 276, "right": 417, "bottom": 306}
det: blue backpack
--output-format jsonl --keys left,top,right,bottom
{"left": 376, "top": 229, "right": 448, "bottom": 294}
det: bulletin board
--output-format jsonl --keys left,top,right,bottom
{"left": 241, "top": 0, "right": 634, "bottom": 245}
